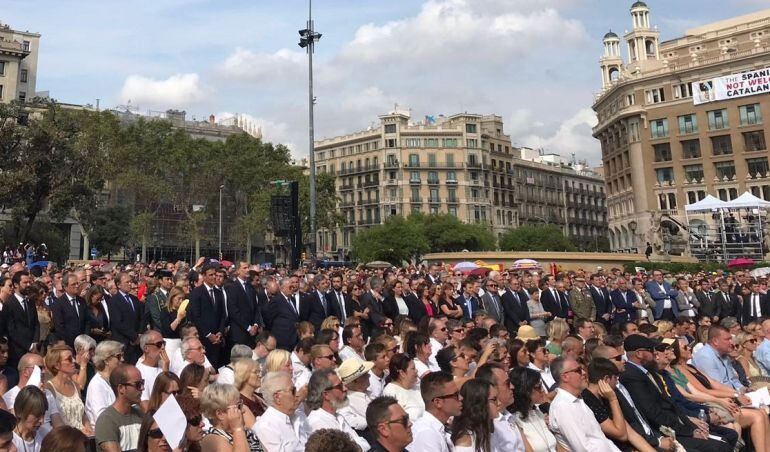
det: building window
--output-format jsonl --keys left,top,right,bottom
{"left": 678, "top": 114, "right": 697, "bottom": 134}
{"left": 0, "top": 61, "right": 5, "bottom": 76}
{"left": 673, "top": 82, "right": 693, "bottom": 99}
{"left": 645, "top": 87, "right": 665, "bottom": 104}
{"left": 427, "top": 171, "right": 439, "bottom": 183}
{"left": 429, "top": 188, "right": 439, "bottom": 203}
{"left": 425, "top": 138, "right": 438, "bottom": 147}
{"left": 668, "top": 193, "right": 677, "bottom": 210}
{"left": 629, "top": 121, "right": 640, "bottom": 142}
{"left": 448, "top": 207, "right": 457, "bottom": 217}
{"left": 408, "top": 154, "right": 419, "bottom": 167}
{"left": 0, "top": 85, "right": 4, "bottom": 100}
{"left": 655, "top": 167, "right": 675, "bottom": 184}
{"left": 711, "top": 135, "right": 733, "bottom": 156}
{"left": 743, "top": 131, "right": 766, "bottom": 152}
{"left": 683, "top": 164, "right": 704, "bottom": 182}
{"left": 626, "top": 93, "right": 635, "bottom": 106}
{"left": 18, "top": 92, "right": 25, "bottom": 103}
{"left": 446, "top": 154, "right": 454, "bottom": 166}
{"left": 747, "top": 157, "right": 769, "bottom": 177}
{"left": 443, "top": 138, "right": 458, "bottom": 148}
{"left": 467, "top": 138, "right": 478, "bottom": 148}
{"left": 465, "top": 123, "right": 477, "bottom": 133}
{"left": 22, "top": 41, "right": 30, "bottom": 52}
{"left": 427, "top": 153, "right": 436, "bottom": 167}
{"left": 687, "top": 191, "right": 697, "bottom": 204}
{"left": 385, "top": 139, "right": 397, "bottom": 148}
{"left": 650, "top": 118, "right": 669, "bottom": 139}
{"left": 384, "top": 124, "right": 396, "bottom": 133}
{"left": 446, "top": 170, "right": 457, "bottom": 182}
{"left": 447, "top": 188, "right": 457, "bottom": 203}
{"left": 681, "top": 139, "right": 701, "bottom": 159}
{"left": 411, "top": 187, "right": 420, "bottom": 202}
{"left": 707, "top": 109, "right": 729, "bottom": 130}
{"left": 714, "top": 161, "right": 736, "bottom": 180}
{"left": 739, "top": 104, "right": 762, "bottom": 126}
{"left": 653, "top": 143, "right": 672, "bottom": 162}
{"left": 405, "top": 138, "right": 420, "bottom": 148}
{"left": 410, "top": 171, "right": 420, "bottom": 183}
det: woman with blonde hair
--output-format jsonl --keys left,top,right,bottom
{"left": 545, "top": 318, "right": 569, "bottom": 356}
{"left": 200, "top": 383, "right": 262, "bottom": 452}
{"left": 159, "top": 286, "right": 187, "bottom": 359}
{"left": 653, "top": 320, "right": 675, "bottom": 338}
{"left": 234, "top": 359, "right": 266, "bottom": 418}
{"left": 45, "top": 344, "right": 91, "bottom": 435}
{"left": 264, "top": 349, "right": 293, "bottom": 375}
{"left": 735, "top": 331, "right": 769, "bottom": 388}
{"left": 85, "top": 340, "right": 124, "bottom": 430}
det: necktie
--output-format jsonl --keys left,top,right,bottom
{"left": 320, "top": 292, "right": 328, "bottom": 314}
{"left": 125, "top": 294, "right": 134, "bottom": 312}
{"left": 19, "top": 297, "right": 25, "bottom": 312}
{"left": 337, "top": 292, "right": 346, "bottom": 321}
{"left": 287, "top": 295, "right": 298, "bottom": 315}
{"left": 209, "top": 288, "right": 216, "bottom": 307}
{"left": 753, "top": 294, "right": 758, "bottom": 318}
{"left": 71, "top": 298, "right": 79, "bottom": 318}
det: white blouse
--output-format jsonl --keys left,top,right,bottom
{"left": 513, "top": 409, "right": 557, "bottom": 452}
{"left": 85, "top": 373, "right": 115, "bottom": 430}
{"left": 382, "top": 382, "right": 424, "bottom": 421}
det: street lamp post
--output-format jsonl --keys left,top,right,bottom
{"left": 299, "top": 0, "right": 322, "bottom": 260}
{"left": 218, "top": 184, "right": 224, "bottom": 259}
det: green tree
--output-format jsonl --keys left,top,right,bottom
{"left": 130, "top": 212, "right": 154, "bottom": 262}
{"left": 413, "top": 213, "right": 496, "bottom": 252}
{"left": 0, "top": 100, "right": 118, "bottom": 241}
{"left": 83, "top": 206, "right": 131, "bottom": 258}
{"left": 351, "top": 215, "right": 429, "bottom": 264}
{"left": 499, "top": 225, "right": 576, "bottom": 252}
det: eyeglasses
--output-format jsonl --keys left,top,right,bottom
{"left": 227, "top": 400, "right": 244, "bottom": 410}
{"left": 110, "top": 353, "right": 124, "bottom": 361}
{"left": 434, "top": 391, "right": 460, "bottom": 400}
{"left": 148, "top": 428, "right": 164, "bottom": 439}
{"left": 385, "top": 414, "right": 410, "bottom": 427}
{"left": 121, "top": 379, "right": 145, "bottom": 390}
{"left": 326, "top": 383, "right": 345, "bottom": 392}
{"left": 452, "top": 328, "right": 464, "bottom": 333}
{"left": 149, "top": 340, "right": 166, "bottom": 348}
{"left": 745, "top": 338, "right": 758, "bottom": 345}
{"left": 563, "top": 367, "right": 584, "bottom": 376}
{"left": 610, "top": 354, "right": 624, "bottom": 362}
{"left": 187, "top": 415, "right": 202, "bottom": 426}
{"left": 319, "top": 354, "right": 335, "bottom": 360}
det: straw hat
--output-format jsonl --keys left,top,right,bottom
{"left": 516, "top": 325, "right": 540, "bottom": 343}
{"left": 337, "top": 359, "right": 374, "bottom": 384}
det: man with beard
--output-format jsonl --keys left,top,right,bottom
{"left": 306, "top": 368, "right": 370, "bottom": 451}
{"left": 620, "top": 334, "right": 731, "bottom": 452}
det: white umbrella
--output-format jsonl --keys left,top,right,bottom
{"left": 511, "top": 259, "right": 542, "bottom": 270}
{"left": 453, "top": 261, "right": 479, "bottom": 272}
{"left": 749, "top": 267, "right": 770, "bottom": 278}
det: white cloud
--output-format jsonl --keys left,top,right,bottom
{"left": 217, "top": 112, "right": 298, "bottom": 152}
{"left": 521, "top": 108, "right": 600, "bottom": 162}
{"left": 120, "top": 73, "right": 208, "bottom": 107}
{"left": 220, "top": 47, "right": 306, "bottom": 82}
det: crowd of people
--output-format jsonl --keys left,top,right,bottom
{"left": 0, "top": 257, "right": 769, "bottom": 451}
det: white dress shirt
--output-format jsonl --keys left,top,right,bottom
{"left": 339, "top": 345, "right": 363, "bottom": 362}
{"left": 429, "top": 337, "right": 443, "bottom": 370}
{"left": 170, "top": 348, "right": 212, "bottom": 376}
{"left": 85, "top": 374, "right": 115, "bottom": 430}
{"left": 527, "top": 362, "right": 555, "bottom": 390}
{"left": 338, "top": 390, "right": 370, "bottom": 430}
{"left": 492, "top": 410, "right": 526, "bottom": 452}
{"left": 307, "top": 408, "right": 370, "bottom": 451}
{"left": 291, "top": 352, "right": 312, "bottom": 389}
{"left": 368, "top": 371, "right": 386, "bottom": 398}
{"left": 382, "top": 383, "right": 424, "bottom": 421}
{"left": 549, "top": 388, "right": 621, "bottom": 452}
{"left": 253, "top": 406, "right": 311, "bottom": 452}
{"left": 408, "top": 411, "right": 452, "bottom": 452}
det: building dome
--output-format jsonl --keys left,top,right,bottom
{"left": 603, "top": 31, "right": 619, "bottom": 40}
{"left": 631, "top": 1, "right": 647, "bottom": 8}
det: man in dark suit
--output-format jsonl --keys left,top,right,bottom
{"left": 326, "top": 273, "right": 349, "bottom": 324}
{"left": 588, "top": 274, "right": 612, "bottom": 328}
{"left": 186, "top": 264, "right": 227, "bottom": 367}
{"left": 620, "top": 335, "right": 732, "bottom": 452}
{"left": 501, "top": 277, "right": 530, "bottom": 335}
{"left": 742, "top": 281, "right": 769, "bottom": 324}
{"left": 107, "top": 272, "right": 145, "bottom": 364}
{"left": 480, "top": 278, "right": 504, "bottom": 324}
{"left": 539, "top": 275, "right": 563, "bottom": 319}
{"left": 715, "top": 280, "right": 741, "bottom": 323}
{"left": 305, "top": 275, "right": 333, "bottom": 331}
{"left": 360, "top": 276, "right": 387, "bottom": 339}
{"left": 454, "top": 278, "right": 481, "bottom": 320}
{"left": 610, "top": 278, "right": 636, "bottom": 325}
{"left": 51, "top": 273, "right": 88, "bottom": 348}
{"left": 226, "top": 261, "right": 263, "bottom": 349}
{"left": 695, "top": 279, "right": 719, "bottom": 321}
{"left": 6, "top": 271, "right": 39, "bottom": 368}
{"left": 264, "top": 278, "right": 300, "bottom": 351}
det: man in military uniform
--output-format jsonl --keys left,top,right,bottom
{"left": 146, "top": 269, "right": 175, "bottom": 332}
{"left": 569, "top": 277, "right": 596, "bottom": 321}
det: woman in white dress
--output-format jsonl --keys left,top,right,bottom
{"left": 382, "top": 353, "right": 424, "bottom": 421}
{"left": 451, "top": 379, "right": 500, "bottom": 452}
{"left": 510, "top": 367, "right": 560, "bottom": 452}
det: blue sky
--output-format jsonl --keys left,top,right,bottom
{"left": 4, "top": 0, "right": 768, "bottom": 163}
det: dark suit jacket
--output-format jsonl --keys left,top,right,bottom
{"left": 382, "top": 295, "right": 402, "bottom": 321}
{"left": 225, "top": 279, "right": 262, "bottom": 348}
{"left": 360, "top": 291, "right": 386, "bottom": 334}
{"left": 614, "top": 387, "right": 661, "bottom": 448}
{"left": 480, "top": 291, "right": 504, "bottom": 323}
{"left": 51, "top": 295, "right": 88, "bottom": 347}
{"left": 696, "top": 290, "right": 720, "bottom": 318}
{"left": 716, "top": 291, "right": 741, "bottom": 321}
{"left": 539, "top": 287, "right": 562, "bottom": 318}
{"left": 501, "top": 289, "right": 530, "bottom": 332}
{"left": 454, "top": 294, "right": 481, "bottom": 320}
{"left": 610, "top": 289, "right": 637, "bottom": 324}
{"left": 619, "top": 361, "right": 695, "bottom": 438}
{"left": 5, "top": 296, "right": 39, "bottom": 360}
{"left": 326, "top": 290, "right": 347, "bottom": 322}
{"left": 589, "top": 285, "right": 612, "bottom": 322}
{"left": 186, "top": 285, "right": 226, "bottom": 341}
{"left": 741, "top": 292, "right": 770, "bottom": 324}
{"left": 106, "top": 292, "right": 145, "bottom": 347}
{"left": 265, "top": 292, "right": 299, "bottom": 350}
{"left": 304, "top": 290, "right": 331, "bottom": 331}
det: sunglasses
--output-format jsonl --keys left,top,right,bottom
{"left": 326, "top": 383, "right": 345, "bottom": 392}
{"left": 452, "top": 328, "right": 464, "bottom": 333}
{"left": 563, "top": 367, "right": 584, "bottom": 376}
{"left": 148, "top": 428, "right": 164, "bottom": 439}
{"left": 434, "top": 391, "right": 460, "bottom": 400}
{"left": 187, "top": 415, "right": 202, "bottom": 426}
{"left": 386, "top": 414, "right": 410, "bottom": 427}
{"left": 149, "top": 341, "right": 166, "bottom": 348}
{"left": 319, "top": 354, "right": 335, "bottom": 360}
{"left": 610, "top": 354, "right": 624, "bottom": 362}
{"left": 122, "top": 379, "right": 145, "bottom": 390}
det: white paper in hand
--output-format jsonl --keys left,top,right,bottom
{"left": 746, "top": 386, "right": 770, "bottom": 408}
{"left": 26, "top": 366, "right": 41, "bottom": 387}
{"left": 154, "top": 395, "right": 187, "bottom": 449}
